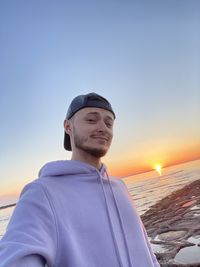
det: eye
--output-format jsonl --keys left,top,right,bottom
{"left": 105, "top": 122, "right": 113, "bottom": 128}
{"left": 86, "top": 119, "right": 96, "bottom": 123}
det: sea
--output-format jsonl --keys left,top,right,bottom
{"left": 0, "top": 159, "right": 200, "bottom": 240}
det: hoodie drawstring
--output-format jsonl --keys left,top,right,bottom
{"left": 98, "top": 172, "right": 124, "bottom": 267}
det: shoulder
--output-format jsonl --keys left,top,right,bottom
{"left": 109, "top": 175, "right": 126, "bottom": 185}
{"left": 19, "top": 180, "right": 52, "bottom": 207}
{"left": 109, "top": 176, "right": 128, "bottom": 190}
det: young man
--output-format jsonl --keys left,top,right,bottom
{"left": 0, "top": 93, "right": 160, "bottom": 267}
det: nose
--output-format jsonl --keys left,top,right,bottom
{"left": 97, "top": 119, "right": 107, "bottom": 132}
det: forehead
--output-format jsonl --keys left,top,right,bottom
{"left": 75, "top": 107, "right": 114, "bottom": 120}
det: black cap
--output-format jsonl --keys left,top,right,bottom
{"left": 64, "top": 92, "right": 115, "bottom": 151}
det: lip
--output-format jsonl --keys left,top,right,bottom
{"left": 92, "top": 136, "right": 109, "bottom": 142}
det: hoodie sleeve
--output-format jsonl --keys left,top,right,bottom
{"left": 119, "top": 179, "right": 160, "bottom": 267}
{"left": 142, "top": 225, "right": 160, "bottom": 267}
{"left": 0, "top": 182, "right": 58, "bottom": 267}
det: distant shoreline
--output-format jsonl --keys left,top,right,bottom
{"left": 0, "top": 203, "right": 16, "bottom": 210}
{"left": 121, "top": 157, "right": 200, "bottom": 179}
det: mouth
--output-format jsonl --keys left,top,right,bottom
{"left": 91, "top": 136, "right": 109, "bottom": 142}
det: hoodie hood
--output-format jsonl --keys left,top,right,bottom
{"left": 38, "top": 160, "right": 107, "bottom": 178}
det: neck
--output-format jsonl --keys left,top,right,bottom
{"left": 71, "top": 150, "right": 102, "bottom": 170}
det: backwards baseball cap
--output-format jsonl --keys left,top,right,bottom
{"left": 64, "top": 92, "right": 115, "bottom": 151}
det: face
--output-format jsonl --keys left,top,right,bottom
{"left": 65, "top": 107, "right": 114, "bottom": 158}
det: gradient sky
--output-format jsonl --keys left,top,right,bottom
{"left": 1, "top": 0, "right": 200, "bottom": 199}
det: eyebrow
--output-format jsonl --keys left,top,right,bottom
{"left": 85, "top": 112, "right": 114, "bottom": 121}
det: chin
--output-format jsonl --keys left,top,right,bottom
{"left": 74, "top": 139, "right": 110, "bottom": 158}
{"left": 86, "top": 146, "right": 109, "bottom": 158}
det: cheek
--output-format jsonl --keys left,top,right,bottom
{"left": 74, "top": 126, "right": 91, "bottom": 141}
{"left": 73, "top": 123, "right": 87, "bottom": 134}
{"left": 109, "top": 128, "right": 114, "bottom": 138}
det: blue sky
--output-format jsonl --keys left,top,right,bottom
{"left": 0, "top": 0, "right": 200, "bottom": 199}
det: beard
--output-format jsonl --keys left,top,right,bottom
{"left": 73, "top": 132, "right": 109, "bottom": 158}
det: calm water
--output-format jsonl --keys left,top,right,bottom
{"left": 0, "top": 206, "right": 15, "bottom": 239}
{"left": 0, "top": 159, "right": 200, "bottom": 239}
{"left": 123, "top": 159, "right": 200, "bottom": 215}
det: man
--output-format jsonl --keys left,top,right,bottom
{"left": 0, "top": 92, "right": 160, "bottom": 267}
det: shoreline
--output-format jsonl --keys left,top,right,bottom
{"left": 141, "top": 179, "right": 200, "bottom": 266}
{"left": 0, "top": 203, "right": 16, "bottom": 210}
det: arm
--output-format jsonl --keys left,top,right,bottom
{"left": 119, "top": 179, "right": 160, "bottom": 267}
{"left": 142, "top": 224, "right": 160, "bottom": 267}
{"left": 0, "top": 182, "right": 57, "bottom": 267}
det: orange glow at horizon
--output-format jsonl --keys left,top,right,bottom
{"left": 107, "top": 145, "right": 200, "bottom": 178}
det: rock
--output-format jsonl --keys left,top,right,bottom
{"left": 141, "top": 179, "right": 200, "bottom": 267}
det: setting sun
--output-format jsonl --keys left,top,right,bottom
{"left": 154, "top": 164, "right": 162, "bottom": 176}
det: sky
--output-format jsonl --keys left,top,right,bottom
{"left": 0, "top": 0, "right": 200, "bottom": 200}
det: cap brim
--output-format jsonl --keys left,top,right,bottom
{"left": 64, "top": 132, "right": 72, "bottom": 151}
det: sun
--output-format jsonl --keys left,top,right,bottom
{"left": 154, "top": 164, "right": 162, "bottom": 176}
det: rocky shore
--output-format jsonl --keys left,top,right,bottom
{"left": 141, "top": 179, "right": 200, "bottom": 267}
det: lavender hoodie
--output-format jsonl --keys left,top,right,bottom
{"left": 0, "top": 160, "right": 160, "bottom": 267}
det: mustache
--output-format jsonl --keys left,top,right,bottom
{"left": 91, "top": 134, "right": 112, "bottom": 141}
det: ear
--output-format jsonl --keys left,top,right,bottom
{"left": 64, "top": 119, "right": 72, "bottom": 135}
